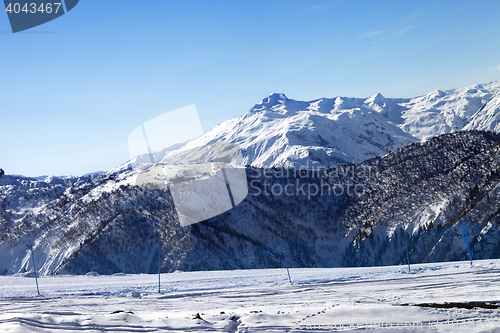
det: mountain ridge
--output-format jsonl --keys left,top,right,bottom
{"left": 117, "top": 81, "right": 500, "bottom": 173}
{"left": 2, "top": 130, "right": 500, "bottom": 275}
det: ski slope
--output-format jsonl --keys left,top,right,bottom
{"left": 1, "top": 259, "right": 499, "bottom": 332}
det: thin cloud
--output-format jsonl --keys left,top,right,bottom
{"left": 488, "top": 65, "right": 500, "bottom": 71}
{"left": 394, "top": 26, "right": 415, "bottom": 35}
{"left": 358, "top": 31, "right": 386, "bottom": 38}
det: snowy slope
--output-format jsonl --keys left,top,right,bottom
{"left": 0, "top": 169, "right": 174, "bottom": 276}
{"left": 464, "top": 91, "right": 500, "bottom": 132}
{"left": 400, "top": 81, "right": 500, "bottom": 141}
{"left": 1, "top": 260, "right": 499, "bottom": 332}
{"left": 3, "top": 131, "right": 500, "bottom": 276}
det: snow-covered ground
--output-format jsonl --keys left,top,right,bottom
{"left": 1, "top": 260, "right": 499, "bottom": 332}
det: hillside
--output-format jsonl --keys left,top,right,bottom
{"left": 2, "top": 131, "right": 500, "bottom": 275}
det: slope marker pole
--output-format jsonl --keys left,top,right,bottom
{"left": 30, "top": 246, "right": 40, "bottom": 295}
{"left": 313, "top": 243, "right": 316, "bottom": 269}
{"left": 158, "top": 242, "right": 161, "bottom": 293}
{"left": 403, "top": 226, "right": 411, "bottom": 273}
{"left": 461, "top": 220, "right": 473, "bottom": 268}
{"left": 280, "top": 233, "right": 292, "bottom": 284}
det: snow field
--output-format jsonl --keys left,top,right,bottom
{"left": 1, "top": 259, "right": 499, "bottom": 332}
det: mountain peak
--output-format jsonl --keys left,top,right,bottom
{"left": 428, "top": 89, "right": 446, "bottom": 99}
{"left": 261, "top": 93, "right": 288, "bottom": 106}
{"left": 365, "top": 92, "right": 386, "bottom": 105}
{"left": 248, "top": 93, "right": 291, "bottom": 114}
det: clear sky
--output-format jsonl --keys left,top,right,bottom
{"left": 1, "top": 0, "right": 499, "bottom": 177}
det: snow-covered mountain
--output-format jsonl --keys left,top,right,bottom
{"left": 3, "top": 82, "right": 500, "bottom": 276}
{"left": 400, "top": 81, "right": 500, "bottom": 140}
{"left": 120, "top": 81, "right": 500, "bottom": 171}
{"left": 2, "top": 131, "right": 500, "bottom": 275}
{"left": 176, "top": 92, "right": 417, "bottom": 168}
{"left": 463, "top": 90, "right": 500, "bottom": 132}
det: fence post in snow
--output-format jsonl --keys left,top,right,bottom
{"left": 158, "top": 242, "right": 161, "bottom": 293}
{"left": 313, "top": 243, "right": 316, "bottom": 269}
{"left": 30, "top": 246, "right": 40, "bottom": 295}
{"left": 280, "top": 233, "right": 292, "bottom": 284}
{"left": 403, "top": 226, "right": 411, "bottom": 273}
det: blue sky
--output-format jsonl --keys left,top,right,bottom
{"left": 1, "top": 0, "right": 500, "bottom": 177}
